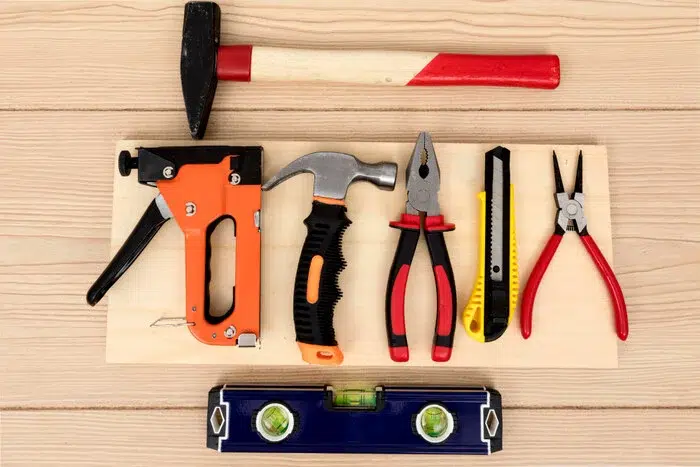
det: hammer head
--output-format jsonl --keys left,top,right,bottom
{"left": 262, "top": 152, "right": 397, "bottom": 200}
{"left": 181, "top": 2, "right": 220, "bottom": 139}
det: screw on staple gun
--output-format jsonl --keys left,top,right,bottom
{"left": 86, "top": 146, "right": 263, "bottom": 347}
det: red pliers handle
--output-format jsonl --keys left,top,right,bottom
{"left": 521, "top": 232, "right": 628, "bottom": 341}
{"left": 386, "top": 213, "right": 457, "bottom": 362}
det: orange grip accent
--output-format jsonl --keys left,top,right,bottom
{"left": 298, "top": 342, "right": 344, "bottom": 365}
{"left": 306, "top": 255, "right": 324, "bottom": 304}
{"left": 157, "top": 158, "right": 261, "bottom": 346}
{"left": 312, "top": 196, "right": 346, "bottom": 206}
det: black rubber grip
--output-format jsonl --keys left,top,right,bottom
{"left": 86, "top": 198, "right": 170, "bottom": 306}
{"left": 425, "top": 230, "right": 457, "bottom": 349}
{"left": 385, "top": 228, "right": 420, "bottom": 350}
{"left": 293, "top": 201, "right": 351, "bottom": 346}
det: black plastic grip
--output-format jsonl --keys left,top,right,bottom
{"left": 424, "top": 230, "right": 457, "bottom": 350}
{"left": 86, "top": 197, "right": 170, "bottom": 306}
{"left": 385, "top": 228, "right": 419, "bottom": 355}
{"left": 293, "top": 201, "right": 351, "bottom": 346}
{"left": 484, "top": 146, "right": 511, "bottom": 342}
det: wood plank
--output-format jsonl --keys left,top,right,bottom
{"left": 0, "top": 0, "right": 698, "bottom": 111}
{"left": 1, "top": 110, "right": 699, "bottom": 408}
{"left": 3, "top": 408, "right": 699, "bottom": 465}
{"left": 1, "top": 110, "right": 698, "bottom": 241}
{"left": 106, "top": 142, "right": 619, "bottom": 368}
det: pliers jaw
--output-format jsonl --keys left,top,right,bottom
{"left": 405, "top": 131, "right": 441, "bottom": 216}
{"left": 553, "top": 151, "right": 588, "bottom": 235}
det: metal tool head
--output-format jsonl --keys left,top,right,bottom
{"left": 181, "top": 2, "right": 221, "bottom": 139}
{"left": 262, "top": 152, "right": 397, "bottom": 200}
{"left": 405, "top": 132, "right": 441, "bottom": 216}
{"left": 552, "top": 150, "right": 587, "bottom": 234}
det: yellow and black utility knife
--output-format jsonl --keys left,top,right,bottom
{"left": 463, "top": 146, "right": 519, "bottom": 342}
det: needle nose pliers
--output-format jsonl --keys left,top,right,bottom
{"left": 521, "top": 151, "right": 629, "bottom": 341}
{"left": 385, "top": 132, "right": 457, "bottom": 362}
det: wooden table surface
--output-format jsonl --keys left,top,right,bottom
{"left": 1, "top": 1, "right": 698, "bottom": 465}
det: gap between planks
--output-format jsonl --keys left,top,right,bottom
{"left": 2, "top": 107, "right": 699, "bottom": 112}
{"left": 3, "top": 405, "right": 700, "bottom": 412}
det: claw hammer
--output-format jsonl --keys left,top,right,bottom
{"left": 181, "top": 2, "right": 561, "bottom": 138}
{"left": 263, "top": 152, "right": 397, "bottom": 365}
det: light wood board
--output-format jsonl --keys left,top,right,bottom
{"left": 106, "top": 141, "right": 617, "bottom": 368}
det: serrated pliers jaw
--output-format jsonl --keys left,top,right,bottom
{"left": 405, "top": 131, "right": 441, "bottom": 216}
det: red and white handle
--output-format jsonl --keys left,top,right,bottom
{"left": 218, "top": 45, "right": 560, "bottom": 89}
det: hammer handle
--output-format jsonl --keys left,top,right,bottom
{"left": 292, "top": 199, "right": 350, "bottom": 366}
{"left": 218, "top": 45, "right": 560, "bottom": 89}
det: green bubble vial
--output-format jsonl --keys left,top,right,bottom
{"left": 332, "top": 389, "right": 377, "bottom": 409}
{"left": 255, "top": 402, "right": 294, "bottom": 442}
{"left": 415, "top": 404, "right": 454, "bottom": 443}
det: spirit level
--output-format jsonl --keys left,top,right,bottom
{"left": 207, "top": 385, "right": 502, "bottom": 454}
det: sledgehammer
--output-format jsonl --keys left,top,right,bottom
{"left": 181, "top": 2, "right": 561, "bottom": 139}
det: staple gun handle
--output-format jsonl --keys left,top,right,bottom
{"left": 86, "top": 195, "right": 172, "bottom": 306}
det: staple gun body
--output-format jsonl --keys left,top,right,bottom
{"left": 87, "top": 146, "right": 263, "bottom": 347}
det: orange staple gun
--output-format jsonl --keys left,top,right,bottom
{"left": 87, "top": 146, "right": 263, "bottom": 347}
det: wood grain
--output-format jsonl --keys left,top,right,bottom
{"left": 3, "top": 408, "right": 699, "bottom": 465}
{"left": 1, "top": 110, "right": 699, "bottom": 409}
{"left": 0, "top": 0, "right": 698, "bottom": 111}
{"left": 251, "top": 47, "right": 438, "bottom": 85}
{"left": 1, "top": 0, "right": 699, "bottom": 463}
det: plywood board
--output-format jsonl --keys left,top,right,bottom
{"left": 106, "top": 140, "right": 618, "bottom": 368}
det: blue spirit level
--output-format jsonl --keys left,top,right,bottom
{"left": 207, "top": 385, "right": 502, "bottom": 454}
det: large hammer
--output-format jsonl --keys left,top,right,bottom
{"left": 262, "top": 152, "right": 397, "bottom": 365}
{"left": 181, "top": 2, "right": 561, "bottom": 138}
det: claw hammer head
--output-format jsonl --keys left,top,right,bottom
{"left": 181, "top": 2, "right": 221, "bottom": 139}
{"left": 262, "top": 152, "right": 398, "bottom": 201}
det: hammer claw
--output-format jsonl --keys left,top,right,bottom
{"left": 261, "top": 153, "right": 318, "bottom": 192}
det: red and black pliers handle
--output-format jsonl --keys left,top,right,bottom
{"left": 521, "top": 231, "right": 628, "bottom": 340}
{"left": 521, "top": 152, "right": 628, "bottom": 341}
{"left": 385, "top": 213, "right": 457, "bottom": 362}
